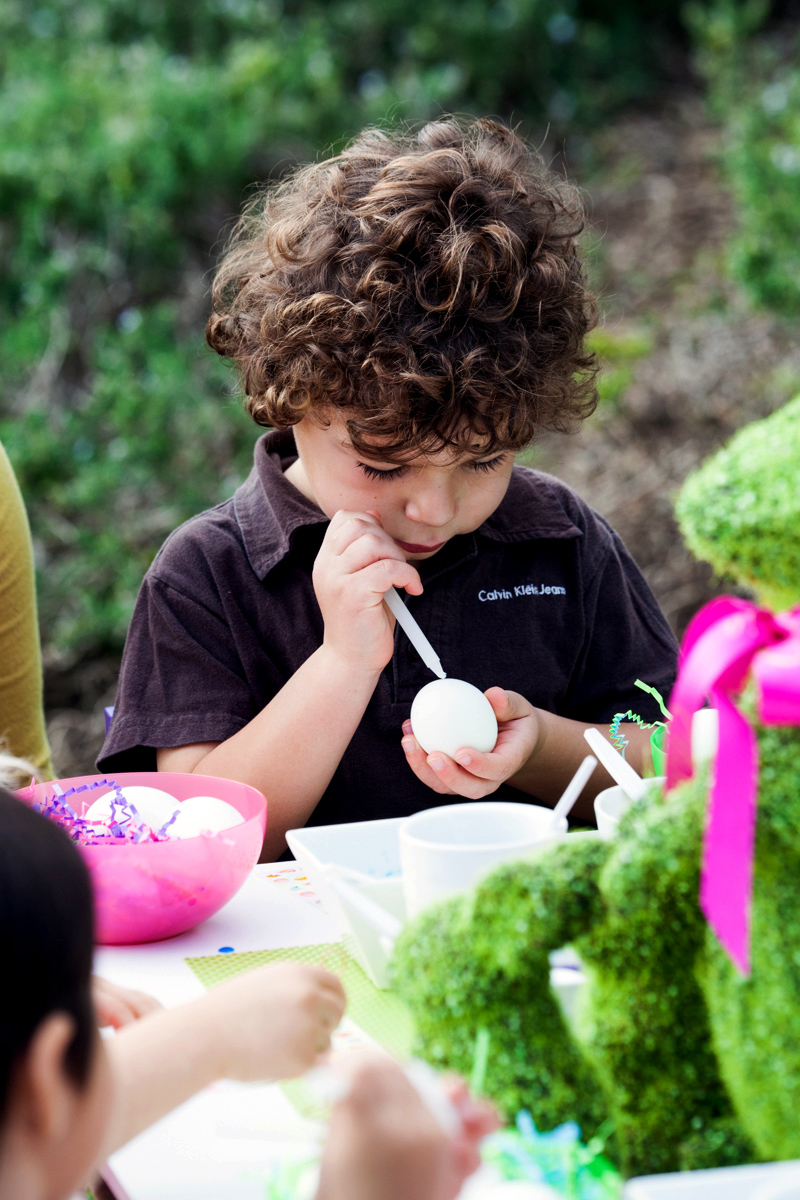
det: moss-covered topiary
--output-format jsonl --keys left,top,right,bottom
{"left": 392, "top": 837, "right": 609, "bottom": 1137}
{"left": 676, "top": 399, "right": 800, "bottom": 1155}
{"left": 392, "top": 784, "right": 753, "bottom": 1178}
{"left": 675, "top": 393, "right": 800, "bottom": 611}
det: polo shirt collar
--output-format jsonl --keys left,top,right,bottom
{"left": 235, "top": 431, "right": 581, "bottom": 581}
{"left": 235, "top": 431, "right": 328, "bottom": 580}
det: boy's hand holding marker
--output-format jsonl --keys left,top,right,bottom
{"left": 313, "top": 510, "right": 422, "bottom": 676}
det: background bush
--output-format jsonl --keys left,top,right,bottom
{"left": 689, "top": 0, "right": 800, "bottom": 313}
{"left": 1, "top": 0, "right": 794, "bottom": 667}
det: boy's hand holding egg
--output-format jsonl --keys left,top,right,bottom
{"left": 313, "top": 510, "right": 423, "bottom": 675}
{"left": 403, "top": 687, "right": 542, "bottom": 799}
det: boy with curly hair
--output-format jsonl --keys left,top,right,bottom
{"left": 100, "top": 119, "right": 677, "bottom": 858}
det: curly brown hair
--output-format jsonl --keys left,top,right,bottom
{"left": 206, "top": 117, "right": 598, "bottom": 461}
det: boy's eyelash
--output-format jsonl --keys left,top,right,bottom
{"left": 357, "top": 463, "right": 406, "bottom": 481}
{"left": 469, "top": 457, "right": 505, "bottom": 474}
{"left": 356, "top": 456, "right": 505, "bottom": 480}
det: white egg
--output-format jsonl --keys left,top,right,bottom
{"left": 168, "top": 795, "right": 245, "bottom": 839}
{"left": 85, "top": 785, "right": 180, "bottom": 831}
{"left": 410, "top": 678, "right": 498, "bottom": 760}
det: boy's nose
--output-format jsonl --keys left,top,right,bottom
{"left": 404, "top": 482, "right": 457, "bottom": 529}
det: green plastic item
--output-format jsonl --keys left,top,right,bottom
{"left": 650, "top": 724, "right": 667, "bottom": 775}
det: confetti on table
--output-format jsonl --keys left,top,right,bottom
{"left": 262, "top": 865, "right": 325, "bottom": 909}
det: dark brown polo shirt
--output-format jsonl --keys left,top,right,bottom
{"left": 98, "top": 431, "right": 678, "bottom": 825}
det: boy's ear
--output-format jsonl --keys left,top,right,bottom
{"left": 14, "top": 1012, "right": 79, "bottom": 1142}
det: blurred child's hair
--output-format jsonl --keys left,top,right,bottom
{"left": 0, "top": 757, "right": 95, "bottom": 1120}
{"left": 207, "top": 117, "right": 597, "bottom": 462}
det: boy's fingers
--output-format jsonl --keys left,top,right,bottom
{"left": 363, "top": 558, "right": 423, "bottom": 597}
{"left": 484, "top": 686, "right": 531, "bottom": 722}
{"left": 339, "top": 533, "right": 407, "bottom": 575}
{"left": 450, "top": 746, "right": 511, "bottom": 781}
{"left": 402, "top": 736, "right": 457, "bottom": 794}
{"left": 402, "top": 734, "right": 511, "bottom": 793}
{"left": 426, "top": 754, "right": 500, "bottom": 798}
{"left": 327, "top": 512, "right": 385, "bottom": 555}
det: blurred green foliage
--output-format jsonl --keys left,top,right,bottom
{"left": 587, "top": 326, "right": 655, "bottom": 410}
{"left": 0, "top": 0, "right": 712, "bottom": 660}
{"left": 688, "top": 0, "right": 800, "bottom": 314}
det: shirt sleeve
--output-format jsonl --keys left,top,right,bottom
{"left": 97, "top": 572, "right": 261, "bottom": 773}
{"left": 560, "top": 516, "right": 679, "bottom": 726}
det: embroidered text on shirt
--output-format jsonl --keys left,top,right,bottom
{"left": 479, "top": 584, "right": 567, "bottom": 601}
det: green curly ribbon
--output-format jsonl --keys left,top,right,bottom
{"left": 610, "top": 680, "right": 672, "bottom": 760}
{"left": 609, "top": 710, "right": 652, "bottom": 757}
{"left": 634, "top": 678, "right": 672, "bottom": 720}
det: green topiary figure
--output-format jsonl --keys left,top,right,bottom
{"left": 675, "top": 393, "right": 800, "bottom": 611}
{"left": 394, "top": 396, "right": 800, "bottom": 1176}
{"left": 676, "top": 395, "right": 800, "bottom": 1161}
{"left": 392, "top": 786, "right": 752, "bottom": 1178}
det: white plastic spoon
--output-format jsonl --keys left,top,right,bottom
{"left": 384, "top": 587, "right": 446, "bottom": 679}
{"left": 583, "top": 727, "right": 648, "bottom": 802}
{"left": 550, "top": 754, "right": 598, "bottom": 828}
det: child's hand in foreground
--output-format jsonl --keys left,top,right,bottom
{"left": 202, "top": 962, "right": 346, "bottom": 1081}
{"left": 402, "top": 687, "right": 541, "bottom": 799}
{"left": 313, "top": 510, "right": 422, "bottom": 675}
{"left": 316, "top": 1056, "right": 498, "bottom": 1200}
{"left": 92, "top": 976, "right": 162, "bottom": 1028}
{"left": 103, "top": 961, "right": 347, "bottom": 1157}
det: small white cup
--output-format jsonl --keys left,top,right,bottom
{"left": 399, "top": 800, "right": 567, "bottom": 918}
{"left": 594, "top": 776, "right": 666, "bottom": 839}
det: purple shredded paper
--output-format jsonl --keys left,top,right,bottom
{"left": 34, "top": 779, "right": 173, "bottom": 846}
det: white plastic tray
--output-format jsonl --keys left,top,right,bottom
{"left": 624, "top": 1161, "right": 800, "bottom": 1199}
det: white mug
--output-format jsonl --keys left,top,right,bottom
{"left": 594, "top": 776, "right": 667, "bottom": 839}
{"left": 399, "top": 800, "right": 567, "bottom": 918}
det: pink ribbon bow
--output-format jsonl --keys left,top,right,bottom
{"left": 667, "top": 596, "right": 800, "bottom": 975}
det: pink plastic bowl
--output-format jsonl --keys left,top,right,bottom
{"left": 17, "top": 772, "right": 267, "bottom": 945}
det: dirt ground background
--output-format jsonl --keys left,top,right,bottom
{"left": 44, "top": 91, "right": 798, "bottom": 778}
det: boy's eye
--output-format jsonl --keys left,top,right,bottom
{"left": 468, "top": 456, "right": 506, "bottom": 474}
{"left": 357, "top": 462, "right": 406, "bottom": 481}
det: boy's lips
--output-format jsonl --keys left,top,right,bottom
{"left": 396, "top": 538, "right": 447, "bottom": 554}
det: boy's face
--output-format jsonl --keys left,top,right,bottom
{"left": 288, "top": 411, "right": 515, "bottom": 559}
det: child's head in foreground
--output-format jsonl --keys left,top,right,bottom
{"left": 0, "top": 764, "right": 108, "bottom": 1199}
{"left": 207, "top": 118, "right": 598, "bottom": 554}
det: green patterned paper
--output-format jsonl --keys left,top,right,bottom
{"left": 186, "top": 943, "right": 415, "bottom": 1117}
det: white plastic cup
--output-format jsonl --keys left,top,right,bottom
{"left": 594, "top": 776, "right": 666, "bottom": 839}
{"left": 692, "top": 706, "right": 719, "bottom": 767}
{"left": 399, "top": 800, "right": 567, "bottom": 918}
